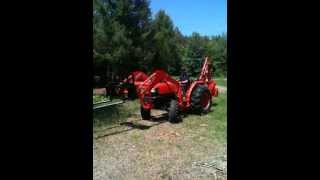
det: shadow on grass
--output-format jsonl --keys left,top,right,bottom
{"left": 94, "top": 105, "right": 120, "bottom": 117}
{"left": 95, "top": 115, "right": 168, "bottom": 139}
{"left": 182, "top": 108, "right": 215, "bottom": 116}
{"left": 93, "top": 104, "right": 131, "bottom": 127}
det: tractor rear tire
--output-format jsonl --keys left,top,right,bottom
{"left": 190, "top": 85, "right": 212, "bottom": 114}
{"left": 140, "top": 106, "right": 151, "bottom": 120}
{"left": 168, "top": 99, "right": 181, "bottom": 123}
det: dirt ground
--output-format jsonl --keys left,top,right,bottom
{"left": 94, "top": 110, "right": 227, "bottom": 180}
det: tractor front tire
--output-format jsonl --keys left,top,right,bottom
{"left": 190, "top": 85, "right": 212, "bottom": 114}
{"left": 127, "top": 84, "right": 137, "bottom": 99}
{"left": 140, "top": 106, "right": 151, "bottom": 120}
{"left": 168, "top": 99, "right": 181, "bottom": 123}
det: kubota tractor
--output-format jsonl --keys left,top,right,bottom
{"left": 137, "top": 56, "right": 219, "bottom": 123}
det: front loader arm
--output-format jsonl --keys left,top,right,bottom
{"left": 137, "top": 70, "right": 183, "bottom": 109}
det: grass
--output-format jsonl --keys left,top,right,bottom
{"left": 93, "top": 92, "right": 227, "bottom": 144}
{"left": 178, "top": 93, "right": 227, "bottom": 144}
{"left": 215, "top": 79, "right": 227, "bottom": 87}
{"left": 208, "top": 92, "right": 227, "bottom": 143}
{"left": 93, "top": 99, "right": 140, "bottom": 131}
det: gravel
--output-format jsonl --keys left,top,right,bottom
{"left": 94, "top": 120, "right": 227, "bottom": 180}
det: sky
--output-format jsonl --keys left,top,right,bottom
{"left": 149, "top": 0, "right": 226, "bottom": 36}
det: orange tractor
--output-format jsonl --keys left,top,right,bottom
{"left": 137, "top": 56, "right": 219, "bottom": 123}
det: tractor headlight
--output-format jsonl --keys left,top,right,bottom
{"left": 151, "top": 88, "right": 158, "bottom": 97}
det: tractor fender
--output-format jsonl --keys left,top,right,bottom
{"left": 215, "top": 88, "right": 219, "bottom": 97}
{"left": 207, "top": 80, "right": 219, "bottom": 97}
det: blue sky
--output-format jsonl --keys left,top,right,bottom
{"left": 149, "top": 0, "right": 226, "bottom": 36}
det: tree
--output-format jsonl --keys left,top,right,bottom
{"left": 183, "top": 32, "right": 207, "bottom": 77}
{"left": 148, "top": 10, "right": 180, "bottom": 73}
{"left": 180, "top": 32, "right": 227, "bottom": 77}
{"left": 93, "top": 0, "right": 227, "bottom": 84}
{"left": 93, "top": 0, "right": 153, "bottom": 83}
{"left": 207, "top": 34, "right": 227, "bottom": 77}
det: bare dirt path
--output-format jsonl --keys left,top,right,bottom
{"left": 94, "top": 111, "right": 227, "bottom": 180}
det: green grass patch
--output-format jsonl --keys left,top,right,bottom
{"left": 207, "top": 92, "right": 227, "bottom": 143}
{"left": 93, "top": 100, "right": 140, "bottom": 130}
{"left": 93, "top": 95, "right": 107, "bottom": 104}
{"left": 180, "top": 92, "right": 226, "bottom": 144}
{"left": 214, "top": 79, "right": 227, "bottom": 86}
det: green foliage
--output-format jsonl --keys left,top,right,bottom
{"left": 148, "top": 10, "right": 181, "bottom": 73}
{"left": 181, "top": 32, "right": 227, "bottom": 77}
{"left": 93, "top": 0, "right": 227, "bottom": 81}
{"left": 93, "top": 0, "right": 152, "bottom": 83}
